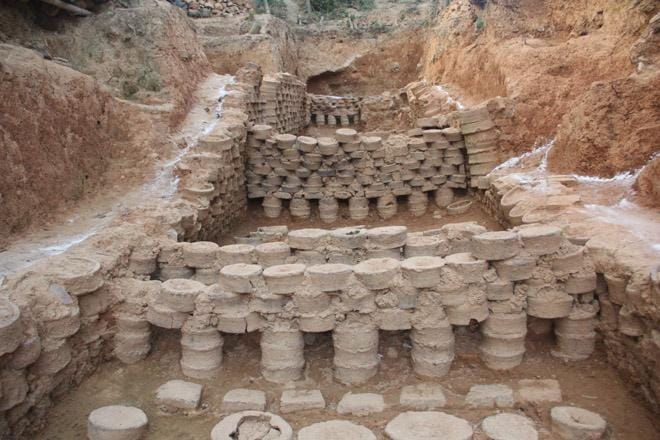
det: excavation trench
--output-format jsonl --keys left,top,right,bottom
{"left": 1, "top": 59, "right": 658, "bottom": 440}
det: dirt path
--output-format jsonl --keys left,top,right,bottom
{"left": 0, "top": 73, "right": 235, "bottom": 279}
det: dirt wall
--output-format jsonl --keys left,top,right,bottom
{"left": 197, "top": 15, "right": 299, "bottom": 76}
{"left": 422, "top": 0, "right": 657, "bottom": 165}
{"left": 303, "top": 30, "right": 424, "bottom": 96}
{"left": 0, "top": 45, "right": 153, "bottom": 245}
{"left": 0, "top": 1, "right": 212, "bottom": 243}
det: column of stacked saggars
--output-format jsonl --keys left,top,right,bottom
{"left": 415, "top": 105, "right": 500, "bottom": 190}
{"left": 261, "top": 73, "right": 308, "bottom": 134}
{"left": 308, "top": 94, "right": 363, "bottom": 126}
{"left": 245, "top": 125, "right": 471, "bottom": 221}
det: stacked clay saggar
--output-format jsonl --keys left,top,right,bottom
{"left": 246, "top": 126, "right": 470, "bottom": 220}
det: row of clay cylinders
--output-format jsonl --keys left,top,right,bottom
{"left": 551, "top": 302, "right": 598, "bottom": 361}
{"left": 260, "top": 323, "right": 305, "bottom": 383}
{"left": 410, "top": 310, "right": 455, "bottom": 377}
{"left": 114, "top": 313, "right": 151, "bottom": 364}
{"left": 480, "top": 311, "right": 527, "bottom": 370}
{"left": 333, "top": 315, "right": 380, "bottom": 384}
{"left": 180, "top": 320, "right": 223, "bottom": 379}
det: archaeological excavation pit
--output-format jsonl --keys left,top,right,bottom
{"left": 0, "top": 1, "right": 659, "bottom": 439}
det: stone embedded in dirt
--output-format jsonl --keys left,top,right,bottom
{"left": 298, "top": 420, "right": 376, "bottom": 440}
{"left": 155, "top": 380, "right": 203, "bottom": 410}
{"left": 210, "top": 411, "right": 293, "bottom": 440}
{"left": 87, "top": 405, "right": 148, "bottom": 440}
{"left": 337, "top": 392, "right": 385, "bottom": 416}
{"left": 516, "top": 379, "right": 562, "bottom": 404}
{"left": 222, "top": 389, "right": 267, "bottom": 412}
{"left": 279, "top": 389, "right": 325, "bottom": 413}
{"left": 399, "top": 384, "right": 447, "bottom": 410}
{"left": 466, "top": 384, "right": 514, "bottom": 408}
{"left": 385, "top": 411, "right": 473, "bottom": 440}
{"left": 550, "top": 406, "right": 607, "bottom": 439}
{"left": 481, "top": 413, "right": 538, "bottom": 440}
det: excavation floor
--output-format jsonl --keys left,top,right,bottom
{"left": 40, "top": 332, "right": 659, "bottom": 439}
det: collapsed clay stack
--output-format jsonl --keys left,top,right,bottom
{"left": 308, "top": 94, "right": 363, "bottom": 126}
{"left": 246, "top": 127, "right": 470, "bottom": 219}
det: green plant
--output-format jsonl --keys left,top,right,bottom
{"left": 253, "top": 0, "right": 288, "bottom": 19}
{"left": 475, "top": 15, "right": 485, "bottom": 32}
{"left": 309, "top": 0, "right": 375, "bottom": 18}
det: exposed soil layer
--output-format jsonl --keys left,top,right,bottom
{"left": 304, "top": 31, "right": 424, "bottom": 96}
{"left": 39, "top": 330, "right": 660, "bottom": 439}
{"left": 0, "top": 1, "right": 210, "bottom": 244}
{"left": 0, "top": 44, "right": 162, "bottom": 246}
{"left": 422, "top": 0, "right": 659, "bottom": 176}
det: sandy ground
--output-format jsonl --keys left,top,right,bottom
{"left": 39, "top": 331, "right": 660, "bottom": 439}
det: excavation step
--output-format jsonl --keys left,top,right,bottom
{"left": 298, "top": 420, "right": 376, "bottom": 440}
{"left": 481, "top": 413, "right": 538, "bottom": 440}
{"left": 87, "top": 405, "right": 148, "bottom": 440}
{"left": 155, "top": 380, "right": 202, "bottom": 411}
{"left": 385, "top": 411, "right": 473, "bottom": 440}
{"left": 210, "top": 411, "right": 292, "bottom": 440}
